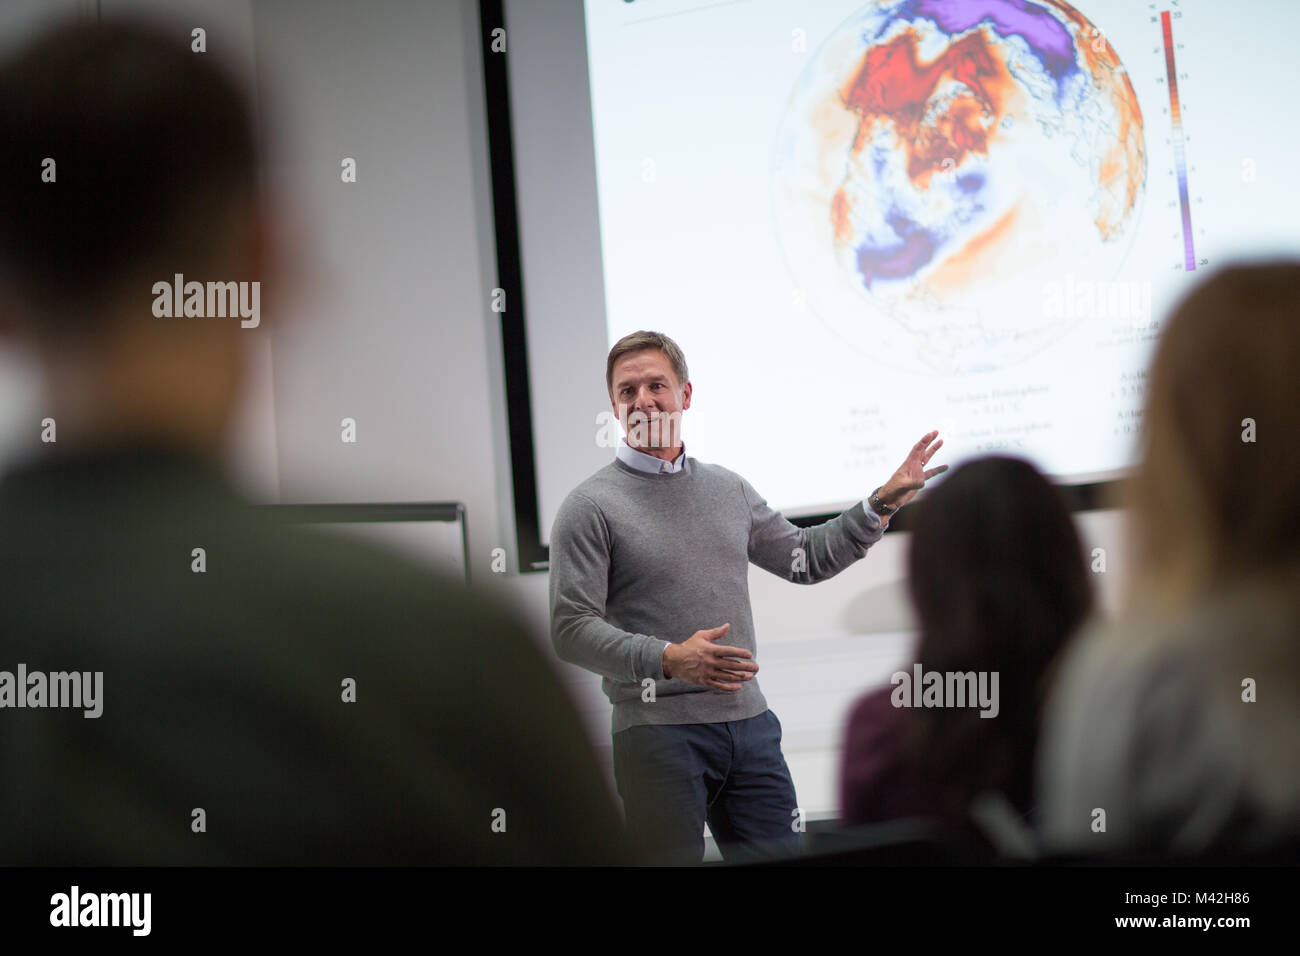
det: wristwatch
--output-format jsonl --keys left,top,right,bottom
{"left": 869, "top": 487, "right": 898, "bottom": 516}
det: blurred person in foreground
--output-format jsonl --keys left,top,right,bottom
{"left": 0, "top": 15, "right": 633, "bottom": 865}
{"left": 1037, "top": 262, "right": 1300, "bottom": 857}
{"left": 839, "top": 456, "right": 1093, "bottom": 846}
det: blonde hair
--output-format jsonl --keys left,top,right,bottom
{"left": 1125, "top": 262, "right": 1300, "bottom": 610}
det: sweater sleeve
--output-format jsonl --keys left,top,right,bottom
{"left": 740, "top": 475, "right": 884, "bottom": 584}
{"left": 839, "top": 686, "right": 900, "bottom": 826}
{"left": 1035, "top": 627, "right": 1138, "bottom": 852}
{"left": 1035, "top": 619, "right": 1248, "bottom": 856}
{"left": 548, "top": 492, "right": 669, "bottom": 683}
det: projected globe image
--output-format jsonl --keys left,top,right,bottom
{"left": 773, "top": 0, "right": 1146, "bottom": 375}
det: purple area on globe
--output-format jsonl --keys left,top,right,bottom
{"left": 856, "top": 209, "right": 940, "bottom": 285}
{"left": 889, "top": 0, "right": 1080, "bottom": 95}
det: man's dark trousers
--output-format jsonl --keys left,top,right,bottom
{"left": 612, "top": 709, "right": 803, "bottom": 864}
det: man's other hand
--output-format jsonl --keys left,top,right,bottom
{"left": 662, "top": 624, "right": 758, "bottom": 692}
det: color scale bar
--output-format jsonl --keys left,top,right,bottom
{"left": 1162, "top": 10, "right": 1195, "bottom": 271}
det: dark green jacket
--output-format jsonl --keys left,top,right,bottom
{"left": 0, "top": 440, "right": 636, "bottom": 865}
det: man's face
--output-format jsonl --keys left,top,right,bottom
{"left": 609, "top": 348, "right": 691, "bottom": 450}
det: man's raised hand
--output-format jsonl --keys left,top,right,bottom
{"left": 880, "top": 429, "right": 949, "bottom": 511}
{"left": 662, "top": 623, "right": 758, "bottom": 692}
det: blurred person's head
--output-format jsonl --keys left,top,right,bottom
{"left": 1126, "top": 262, "right": 1300, "bottom": 609}
{"left": 904, "top": 455, "right": 1093, "bottom": 816}
{"left": 0, "top": 15, "right": 279, "bottom": 458}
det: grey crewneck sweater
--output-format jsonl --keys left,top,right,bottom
{"left": 549, "top": 455, "right": 885, "bottom": 733}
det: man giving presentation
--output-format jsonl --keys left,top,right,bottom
{"left": 549, "top": 331, "right": 946, "bottom": 863}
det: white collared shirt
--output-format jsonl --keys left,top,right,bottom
{"left": 616, "top": 438, "right": 686, "bottom": 474}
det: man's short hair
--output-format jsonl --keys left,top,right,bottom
{"left": 0, "top": 16, "right": 259, "bottom": 333}
{"left": 605, "top": 331, "right": 690, "bottom": 398}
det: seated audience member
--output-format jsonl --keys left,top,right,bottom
{"left": 840, "top": 456, "right": 1093, "bottom": 845}
{"left": 0, "top": 16, "right": 635, "bottom": 865}
{"left": 1037, "top": 262, "right": 1300, "bottom": 857}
